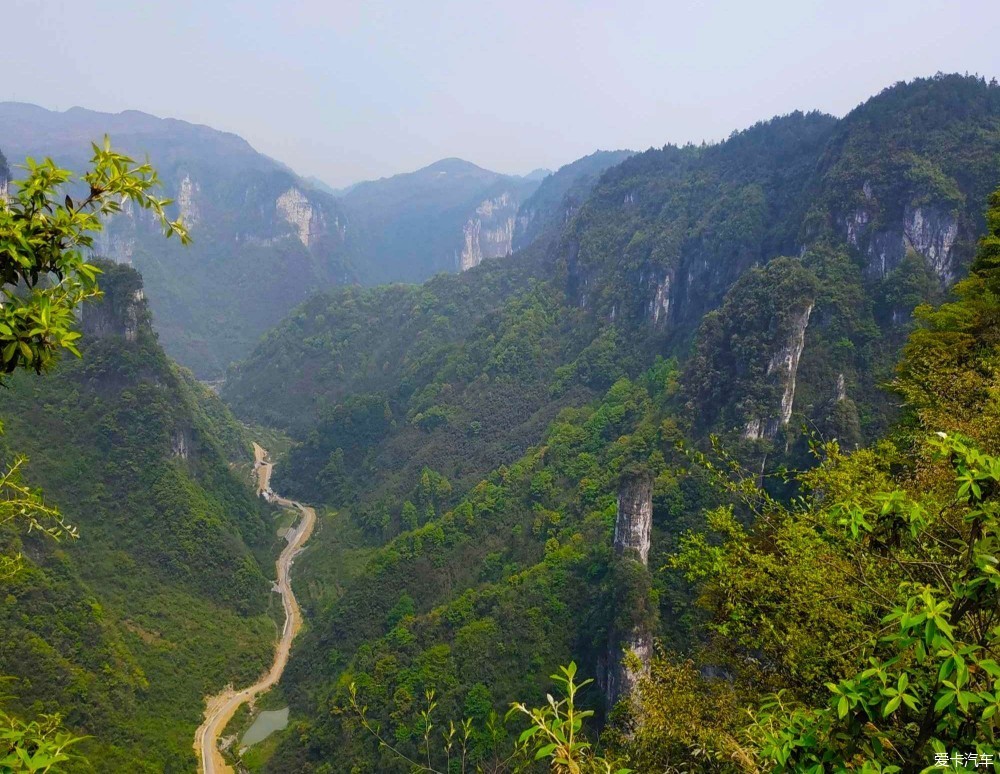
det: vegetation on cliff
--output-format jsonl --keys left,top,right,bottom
{"left": 0, "top": 151, "right": 278, "bottom": 771}
{"left": 218, "top": 76, "right": 1000, "bottom": 772}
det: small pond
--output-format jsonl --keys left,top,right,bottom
{"left": 242, "top": 707, "right": 289, "bottom": 747}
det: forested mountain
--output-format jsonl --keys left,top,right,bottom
{"left": 0, "top": 263, "right": 282, "bottom": 771}
{"left": 339, "top": 158, "right": 543, "bottom": 283}
{"left": 512, "top": 149, "right": 635, "bottom": 251}
{"left": 0, "top": 104, "right": 623, "bottom": 380}
{"left": 0, "top": 102, "right": 355, "bottom": 379}
{"left": 217, "top": 74, "right": 1000, "bottom": 771}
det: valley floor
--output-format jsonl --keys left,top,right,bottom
{"left": 194, "top": 444, "right": 317, "bottom": 774}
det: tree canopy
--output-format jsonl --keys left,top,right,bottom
{"left": 0, "top": 138, "right": 187, "bottom": 377}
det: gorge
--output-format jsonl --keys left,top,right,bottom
{"left": 195, "top": 444, "right": 316, "bottom": 774}
{"left": 2, "top": 71, "right": 1000, "bottom": 773}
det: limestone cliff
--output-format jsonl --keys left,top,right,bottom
{"left": 613, "top": 475, "right": 653, "bottom": 565}
{"left": 743, "top": 303, "right": 813, "bottom": 440}
{"left": 843, "top": 181, "right": 963, "bottom": 284}
{"left": 80, "top": 261, "right": 149, "bottom": 342}
{"left": 276, "top": 187, "right": 326, "bottom": 248}
{"left": 604, "top": 474, "right": 654, "bottom": 710}
{"left": 459, "top": 192, "right": 518, "bottom": 271}
{"left": 743, "top": 302, "right": 813, "bottom": 441}
{"left": 178, "top": 173, "right": 200, "bottom": 226}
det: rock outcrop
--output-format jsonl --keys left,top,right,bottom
{"left": 843, "top": 182, "right": 962, "bottom": 285}
{"left": 613, "top": 475, "right": 653, "bottom": 565}
{"left": 178, "top": 174, "right": 200, "bottom": 226}
{"left": 171, "top": 429, "right": 190, "bottom": 459}
{"left": 743, "top": 302, "right": 813, "bottom": 441}
{"left": 604, "top": 474, "right": 654, "bottom": 711}
{"left": 80, "top": 262, "right": 148, "bottom": 342}
{"left": 276, "top": 187, "right": 323, "bottom": 248}
{"left": 459, "top": 192, "right": 518, "bottom": 271}
{"left": 647, "top": 272, "right": 672, "bottom": 326}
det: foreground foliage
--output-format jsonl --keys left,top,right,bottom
{"left": 0, "top": 706, "right": 81, "bottom": 773}
{"left": 0, "top": 137, "right": 186, "bottom": 377}
{"left": 349, "top": 663, "right": 629, "bottom": 774}
{"left": 0, "top": 141, "right": 188, "bottom": 770}
{"left": 617, "top": 188, "right": 1000, "bottom": 771}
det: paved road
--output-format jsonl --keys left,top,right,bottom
{"left": 193, "top": 444, "right": 316, "bottom": 774}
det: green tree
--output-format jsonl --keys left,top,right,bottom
{"left": 618, "top": 188, "right": 1000, "bottom": 772}
{"left": 348, "top": 663, "right": 630, "bottom": 773}
{"left": 0, "top": 141, "right": 186, "bottom": 770}
{"left": 0, "top": 138, "right": 187, "bottom": 377}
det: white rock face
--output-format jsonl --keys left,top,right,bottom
{"left": 177, "top": 174, "right": 200, "bottom": 226}
{"left": 649, "top": 273, "right": 672, "bottom": 325}
{"left": 904, "top": 205, "right": 959, "bottom": 284}
{"left": 836, "top": 372, "right": 847, "bottom": 402}
{"left": 605, "top": 474, "right": 654, "bottom": 709}
{"left": 845, "top": 208, "right": 870, "bottom": 247}
{"left": 459, "top": 192, "right": 517, "bottom": 271}
{"left": 743, "top": 303, "right": 813, "bottom": 440}
{"left": 614, "top": 476, "right": 652, "bottom": 565}
{"left": 842, "top": 182, "right": 960, "bottom": 284}
{"left": 94, "top": 230, "right": 138, "bottom": 264}
{"left": 276, "top": 188, "right": 319, "bottom": 247}
{"left": 124, "top": 288, "right": 144, "bottom": 342}
{"left": 744, "top": 417, "right": 764, "bottom": 441}
{"left": 770, "top": 303, "right": 813, "bottom": 426}
{"left": 94, "top": 198, "right": 140, "bottom": 264}
{"left": 460, "top": 220, "right": 483, "bottom": 270}
{"left": 171, "top": 428, "right": 189, "bottom": 459}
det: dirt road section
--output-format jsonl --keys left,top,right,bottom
{"left": 194, "top": 445, "right": 316, "bottom": 774}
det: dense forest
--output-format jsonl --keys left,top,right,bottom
{"left": 0, "top": 262, "right": 284, "bottom": 770}
{"left": 218, "top": 74, "right": 1000, "bottom": 771}
{"left": 3, "top": 73, "right": 1000, "bottom": 773}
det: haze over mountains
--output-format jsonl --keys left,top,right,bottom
{"left": 3, "top": 72, "right": 1000, "bottom": 771}
{"left": 0, "top": 102, "right": 628, "bottom": 376}
{"left": 219, "top": 74, "right": 1000, "bottom": 769}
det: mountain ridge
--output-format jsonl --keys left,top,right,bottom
{"left": 217, "top": 73, "right": 1000, "bottom": 771}
{"left": 0, "top": 262, "right": 282, "bottom": 770}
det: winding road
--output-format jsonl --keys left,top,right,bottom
{"left": 193, "top": 443, "right": 316, "bottom": 774}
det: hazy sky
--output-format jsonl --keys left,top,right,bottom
{"left": 5, "top": 0, "right": 999, "bottom": 186}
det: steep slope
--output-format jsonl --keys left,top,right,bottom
{"left": 0, "top": 103, "right": 354, "bottom": 378}
{"left": 223, "top": 242, "right": 620, "bottom": 507}
{"left": 562, "top": 75, "right": 1000, "bottom": 444}
{"left": 0, "top": 263, "right": 281, "bottom": 771}
{"left": 512, "top": 149, "right": 635, "bottom": 251}
{"left": 220, "top": 75, "right": 1000, "bottom": 771}
{"left": 340, "top": 158, "right": 543, "bottom": 283}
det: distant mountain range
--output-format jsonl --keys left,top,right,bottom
{"left": 0, "top": 103, "right": 628, "bottom": 376}
{"left": 0, "top": 102, "right": 353, "bottom": 377}
{"left": 339, "top": 157, "right": 541, "bottom": 284}
{"left": 218, "top": 74, "right": 1000, "bottom": 771}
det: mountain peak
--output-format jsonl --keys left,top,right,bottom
{"left": 422, "top": 157, "right": 495, "bottom": 175}
{"left": 522, "top": 167, "right": 553, "bottom": 181}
